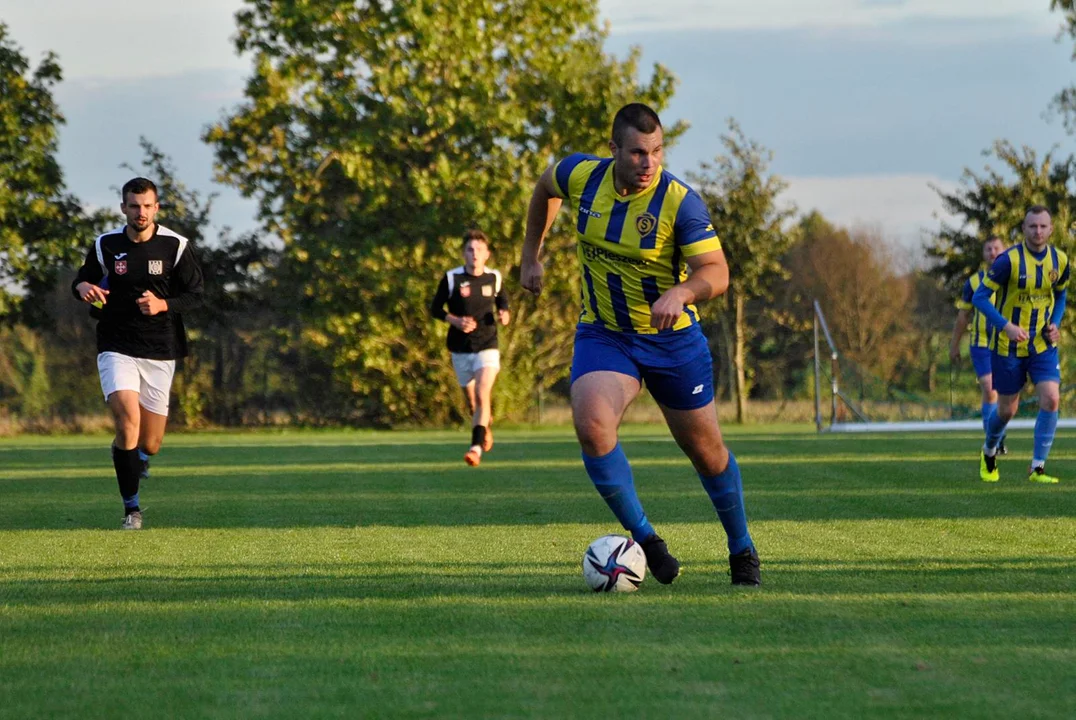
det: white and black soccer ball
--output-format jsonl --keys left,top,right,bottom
{"left": 582, "top": 534, "right": 647, "bottom": 592}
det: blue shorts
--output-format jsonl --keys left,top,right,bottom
{"left": 969, "top": 346, "right": 993, "bottom": 378}
{"left": 991, "top": 347, "right": 1061, "bottom": 396}
{"left": 570, "top": 324, "right": 715, "bottom": 410}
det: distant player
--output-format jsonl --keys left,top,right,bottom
{"left": 519, "top": 103, "right": 760, "bottom": 586}
{"left": 430, "top": 229, "right": 510, "bottom": 467}
{"left": 974, "top": 206, "right": 1068, "bottom": 483}
{"left": 72, "top": 177, "right": 205, "bottom": 528}
{"left": 950, "top": 236, "right": 1007, "bottom": 453}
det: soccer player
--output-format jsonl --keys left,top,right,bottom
{"left": 72, "top": 177, "right": 205, "bottom": 528}
{"left": 974, "top": 206, "right": 1068, "bottom": 483}
{"left": 950, "top": 236, "right": 1007, "bottom": 453}
{"left": 519, "top": 103, "right": 760, "bottom": 586}
{"left": 430, "top": 229, "right": 510, "bottom": 467}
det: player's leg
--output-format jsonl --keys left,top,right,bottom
{"left": 647, "top": 352, "right": 759, "bottom": 586}
{"left": 1028, "top": 348, "right": 1061, "bottom": 483}
{"left": 98, "top": 352, "right": 145, "bottom": 528}
{"left": 472, "top": 358, "right": 499, "bottom": 453}
{"left": 135, "top": 358, "right": 176, "bottom": 485}
{"left": 461, "top": 381, "right": 476, "bottom": 417}
{"left": 971, "top": 347, "right": 1003, "bottom": 452}
{"left": 451, "top": 353, "right": 483, "bottom": 465}
{"left": 981, "top": 353, "right": 1022, "bottom": 481}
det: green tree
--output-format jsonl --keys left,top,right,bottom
{"left": 205, "top": 0, "right": 680, "bottom": 425}
{"left": 690, "top": 120, "right": 797, "bottom": 423}
{"left": 927, "top": 141, "right": 1076, "bottom": 294}
{"left": 0, "top": 22, "right": 102, "bottom": 326}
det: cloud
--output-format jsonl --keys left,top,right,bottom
{"left": 781, "top": 174, "right": 961, "bottom": 251}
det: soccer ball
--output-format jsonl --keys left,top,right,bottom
{"left": 582, "top": 534, "right": 647, "bottom": 592}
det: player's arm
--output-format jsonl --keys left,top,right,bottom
{"left": 72, "top": 244, "right": 109, "bottom": 304}
{"left": 430, "top": 274, "right": 474, "bottom": 332}
{"left": 650, "top": 250, "right": 728, "bottom": 331}
{"left": 950, "top": 278, "right": 974, "bottom": 361}
{"left": 974, "top": 254, "right": 1027, "bottom": 342}
{"left": 495, "top": 275, "right": 510, "bottom": 325}
{"left": 1046, "top": 263, "right": 1069, "bottom": 343}
{"left": 520, "top": 165, "right": 564, "bottom": 296}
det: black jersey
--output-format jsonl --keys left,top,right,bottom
{"left": 430, "top": 266, "right": 509, "bottom": 353}
{"left": 72, "top": 224, "right": 204, "bottom": 360}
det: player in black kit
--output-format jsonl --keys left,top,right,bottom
{"left": 430, "top": 229, "right": 510, "bottom": 466}
{"left": 72, "top": 177, "right": 204, "bottom": 529}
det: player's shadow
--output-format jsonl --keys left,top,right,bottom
{"left": 2, "top": 556, "right": 1074, "bottom": 609}
{"left": 2, "top": 435, "right": 1073, "bottom": 530}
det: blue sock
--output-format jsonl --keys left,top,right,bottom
{"left": 582, "top": 443, "right": 654, "bottom": 542}
{"left": 1033, "top": 410, "right": 1059, "bottom": 464}
{"left": 698, "top": 452, "right": 753, "bottom": 555}
{"left": 138, "top": 449, "right": 150, "bottom": 464}
{"left": 984, "top": 409, "right": 1008, "bottom": 452}
{"left": 982, "top": 402, "right": 997, "bottom": 435}
{"left": 123, "top": 493, "right": 140, "bottom": 511}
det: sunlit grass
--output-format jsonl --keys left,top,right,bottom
{"left": 1, "top": 428, "right": 1075, "bottom": 717}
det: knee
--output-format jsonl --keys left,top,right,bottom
{"left": 1042, "top": 396, "right": 1060, "bottom": 413}
{"left": 141, "top": 438, "right": 162, "bottom": 456}
{"left": 692, "top": 444, "right": 729, "bottom": 477}
{"left": 575, "top": 417, "right": 616, "bottom": 457}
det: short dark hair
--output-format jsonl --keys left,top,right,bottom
{"left": 611, "top": 103, "right": 662, "bottom": 147}
{"left": 984, "top": 236, "right": 1004, "bottom": 246}
{"left": 121, "top": 177, "right": 158, "bottom": 203}
{"left": 462, "top": 228, "right": 490, "bottom": 250}
{"left": 1025, "top": 205, "right": 1051, "bottom": 219}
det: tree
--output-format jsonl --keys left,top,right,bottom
{"left": 0, "top": 22, "right": 103, "bottom": 326}
{"left": 927, "top": 140, "right": 1076, "bottom": 294}
{"left": 1050, "top": 0, "right": 1076, "bottom": 135}
{"left": 205, "top": 0, "right": 681, "bottom": 425}
{"left": 690, "top": 120, "right": 797, "bottom": 423}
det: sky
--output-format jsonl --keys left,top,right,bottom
{"left": 2, "top": 0, "right": 1074, "bottom": 252}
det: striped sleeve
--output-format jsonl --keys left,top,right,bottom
{"left": 552, "top": 153, "right": 595, "bottom": 198}
{"left": 955, "top": 277, "right": 974, "bottom": 310}
{"left": 673, "top": 189, "right": 721, "bottom": 256}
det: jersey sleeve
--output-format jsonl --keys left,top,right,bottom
{"left": 430, "top": 273, "right": 450, "bottom": 321}
{"left": 71, "top": 243, "right": 104, "bottom": 299}
{"left": 494, "top": 270, "right": 509, "bottom": 311}
{"left": 1057, "top": 253, "right": 1070, "bottom": 291}
{"left": 955, "top": 277, "right": 974, "bottom": 310}
{"left": 552, "top": 153, "right": 596, "bottom": 199}
{"left": 673, "top": 189, "right": 722, "bottom": 257}
{"left": 166, "top": 243, "right": 205, "bottom": 314}
{"left": 981, "top": 253, "right": 1011, "bottom": 292}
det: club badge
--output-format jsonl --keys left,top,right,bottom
{"left": 114, "top": 260, "right": 127, "bottom": 275}
{"left": 460, "top": 282, "right": 471, "bottom": 298}
{"left": 149, "top": 260, "right": 163, "bottom": 275}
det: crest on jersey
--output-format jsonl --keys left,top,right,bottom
{"left": 635, "top": 212, "right": 658, "bottom": 236}
{"left": 460, "top": 282, "right": 471, "bottom": 298}
{"left": 482, "top": 285, "right": 493, "bottom": 297}
{"left": 149, "top": 260, "right": 163, "bottom": 275}
{"left": 114, "top": 260, "right": 127, "bottom": 275}
{"left": 1050, "top": 268, "right": 1060, "bottom": 283}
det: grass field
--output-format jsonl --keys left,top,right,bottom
{"left": 1, "top": 426, "right": 1075, "bottom": 718}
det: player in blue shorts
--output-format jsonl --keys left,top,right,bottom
{"left": 950, "top": 236, "right": 1007, "bottom": 453}
{"left": 974, "top": 206, "right": 1069, "bottom": 483}
{"left": 519, "top": 103, "right": 760, "bottom": 585}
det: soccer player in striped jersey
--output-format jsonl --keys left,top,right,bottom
{"left": 73, "top": 177, "right": 204, "bottom": 528}
{"left": 974, "top": 206, "right": 1069, "bottom": 483}
{"left": 430, "top": 229, "right": 510, "bottom": 466}
{"left": 519, "top": 103, "right": 760, "bottom": 586}
{"left": 950, "top": 236, "right": 1007, "bottom": 452}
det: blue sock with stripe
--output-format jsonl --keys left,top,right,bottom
{"left": 698, "top": 452, "right": 753, "bottom": 555}
{"left": 1033, "top": 410, "right": 1059, "bottom": 465}
{"left": 981, "top": 402, "right": 997, "bottom": 435}
{"left": 984, "top": 408, "right": 1008, "bottom": 453}
{"left": 582, "top": 443, "right": 655, "bottom": 542}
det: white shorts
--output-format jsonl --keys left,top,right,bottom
{"left": 451, "top": 349, "right": 501, "bottom": 387}
{"left": 97, "top": 351, "right": 176, "bottom": 416}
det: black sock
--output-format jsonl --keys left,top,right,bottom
{"left": 112, "top": 444, "right": 142, "bottom": 503}
{"left": 471, "top": 425, "right": 487, "bottom": 448}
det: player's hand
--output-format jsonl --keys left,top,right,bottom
{"left": 77, "top": 281, "right": 109, "bottom": 305}
{"left": 520, "top": 258, "right": 544, "bottom": 296}
{"left": 949, "top": 344, "right": 961, "bottom": 364}
{"left": 137, "top": 290, "right": 168, "bottom": 316}
{"left": 498, "top": 309, "right": 510, "bottom": 326}
{"left": 1003, "top": 322, "right": 1029, "bottom": 343}
{"left": 650, "top": 287, "right": 692, "bottom": 331}
{"left": 456, "top": 316, "right": 477, "bottom": 333}
{"left": 1045, "top": 323, "right": 1061, "bottom": 344}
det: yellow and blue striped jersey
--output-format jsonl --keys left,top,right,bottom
{"left": 955, "top": 270, "right": 995, "bottom": 348}
{"left": 982, "top": 242, "right": 1070, "bottom": 357}
{"left": 551, "top": 153, "right": 721, "bottom": 334}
